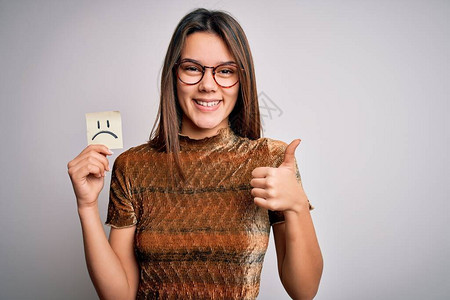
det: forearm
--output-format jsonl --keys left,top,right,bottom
{"left": 280, "top": 209, "right": 323, "bottom": 300}
{"left": 78, "top": 206, "right": 134, "bottom": 300}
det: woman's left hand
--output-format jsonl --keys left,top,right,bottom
{"left": 250, "top": 139, "right": 310, "bottom": 214}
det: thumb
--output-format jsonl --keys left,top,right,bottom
{"left": 280, "top": 139, "right": 301, "bottom": 168}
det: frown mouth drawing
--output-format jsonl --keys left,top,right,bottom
{"left": 91, "top": 119, "right": 118, "bottom": 140}
{"left": 92, "top": 130, "right": 118, "bottom": 140}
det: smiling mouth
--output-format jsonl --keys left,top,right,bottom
{"left": 194, "top": 100, "right": 221, "bottom": 107}
{"left": 92, "top": 131, "right": 118, "bottom": 140}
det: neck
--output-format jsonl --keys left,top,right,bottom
{"left": 178, "top": 125, "right": 236, "bottom": 152}
{"left": 180, "top": 117, "right": 230, "bottom": 140}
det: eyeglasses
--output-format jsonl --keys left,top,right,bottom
{"left": 174, "top": 59, "right": 243, "bottom": 88}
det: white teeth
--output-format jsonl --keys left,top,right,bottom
{"left": 196, "top": 100, "right": 220, "bottom": 107}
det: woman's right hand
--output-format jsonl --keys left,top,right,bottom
{"left": 67, "top": 144, "right": 113, "bottom": 210}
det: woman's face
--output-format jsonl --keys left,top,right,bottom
{"left": 176, "top": 32, "right": 239, "bottom": 139}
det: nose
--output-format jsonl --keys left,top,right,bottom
{"left": 198, "top": 67, "right": 217, "bottom": 91}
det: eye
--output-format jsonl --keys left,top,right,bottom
{"left": 216, "top": 65, "right": 238, "bottom": 77}
{"left": 219, "top": 68, "right": 234, "bottom": 74}
{"left": 180, "top": 63, "right": 202, "bottom": 73}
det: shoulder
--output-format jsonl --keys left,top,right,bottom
{"left": 263, "top": 137, "right": 288, "bottom": 155}
{"left": 240, "top": 136, "right": 287, "bottom": 167}
{"left": 112, "top": 142, "right": 157, "bottom": 171}
{"left": 235, "top": 134, "right": 286, "bottom": 150}
{"left": 257, "top": 137, "right": 288, "bottom": 158}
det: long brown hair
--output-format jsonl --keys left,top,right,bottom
{"left": 149, "top": 8, "right": 261, "bottom": 181}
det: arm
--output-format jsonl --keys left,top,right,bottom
{"left": 273, "top": 206, "right": 323, "bottom": 299}
{"left": 250, "top": 140, "right": 323, "bottom": 299}
{"left": 68, "top": 145, "right": 139, "bottom": 299}
{"left": 78, "top": 208, "right": 139, "bottom": 300}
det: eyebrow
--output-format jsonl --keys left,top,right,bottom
{"left": 180, "top": 58, "right": 237, "bottom": 65}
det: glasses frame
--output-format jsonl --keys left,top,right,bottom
{"left": 174, "top": 59, "right": 244, "bottom": 88}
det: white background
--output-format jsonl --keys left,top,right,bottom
{"left": 1, "top": 0, "right": 449, "bottom": 299}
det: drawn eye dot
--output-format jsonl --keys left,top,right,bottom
{"left": 97, "top": 121, "right": 100, "bottom": 129}
{"left": 107, "top": 120, "right": 110, "bottom": 128}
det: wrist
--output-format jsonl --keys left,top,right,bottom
{"left": 284, "top": 206, "right": 310, "bottom": 220}
{"left": 77, "top": 203, "right": 99, "bottom": 219}
{"left": 283, "top": 196, "right": 310, "bottom": 218}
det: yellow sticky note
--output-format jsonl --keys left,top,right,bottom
{"left": 86, "top": 111, "right": 123, "bottom": 149}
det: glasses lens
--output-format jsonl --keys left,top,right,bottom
{"left": 177, "top": 61, "right": 203, "bottom": 85}
{"left": 215, "top": 64, "right": 239, "bottom": 87}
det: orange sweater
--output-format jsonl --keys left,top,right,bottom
{"left": 106, "top": 127, "right": 300, "bottom": 299}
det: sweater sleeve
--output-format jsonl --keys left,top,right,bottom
{"left": 105, "top": 152, "right": 137, "bottom": 228}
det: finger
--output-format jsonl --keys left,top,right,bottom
{"left": 82, "top": 144, "right": 113, "bottom": 156}
{"left": 280, "top": 139, "right": 301, "bottom": 168}
{"left": 85, "top": 163, "right": 104, "bottom": 178}
{"left": 70, "top": 156, "right": 106, "bottom": 179}
{"left": 250, "top": 178, "right": 267, "bottom": 188}
{"left": 73, "top": 144, "right": 113, "bottom": 163}
{"left": 69, "top": 152, "right": 108, "bottom": 174}
{"left": 251, "top": 187, "right": 268, "bottom": 199}
{"left": 253, "top": 197, "right": 270, "bottom": 209}
{"left": 70, "top": 147, "right": 111, "bottom": 171}
{"left": 70, "top": 160, "right": 103, "bottom": 180}
{"left": 84, "top": 150, "right": 110, "bottom": 171}
{"left": 251, "top": 167, "right": 273, "bottom": 178}
{"left": 254, "top": 197, "right": 281, "bottom": 211}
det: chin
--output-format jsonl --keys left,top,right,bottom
{"left": 193, "top": 119, "right": 224, "bottom": 130}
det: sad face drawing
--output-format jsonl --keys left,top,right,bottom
{"left": 86, "top": 111, "right": 123, "bottom": 149}
{"left": 92, "top": 119, "right": 118, "bottom": 140}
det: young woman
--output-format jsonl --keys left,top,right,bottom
{"left": 68, "top": 8, "right": 323, "bottom": 300}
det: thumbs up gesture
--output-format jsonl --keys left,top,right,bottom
{"left": 250, "top": 139, "right": 310, "bottom": 213}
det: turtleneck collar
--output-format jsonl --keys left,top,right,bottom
{"left": 178, "top": 126, "right": 237, "bottom": 151}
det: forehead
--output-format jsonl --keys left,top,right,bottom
{"left": 181, "top": 32, "right": 235, "bottom": 64}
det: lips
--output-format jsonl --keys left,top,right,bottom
{"left": 195, "top": 99, "right": 220, "bottom": 107}
{"left": 193, "top": 99, "right": 222, "bottom": 111}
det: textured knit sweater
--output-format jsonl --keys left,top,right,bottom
{"left": 105, "top": 126, "right": 303, "bottom": 299}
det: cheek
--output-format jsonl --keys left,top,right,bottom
{"left": 176, "top": 84, "right": 190, "bottom": 109}
{"left": 225, "top": 85, "right": 240, "bottom": 106}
